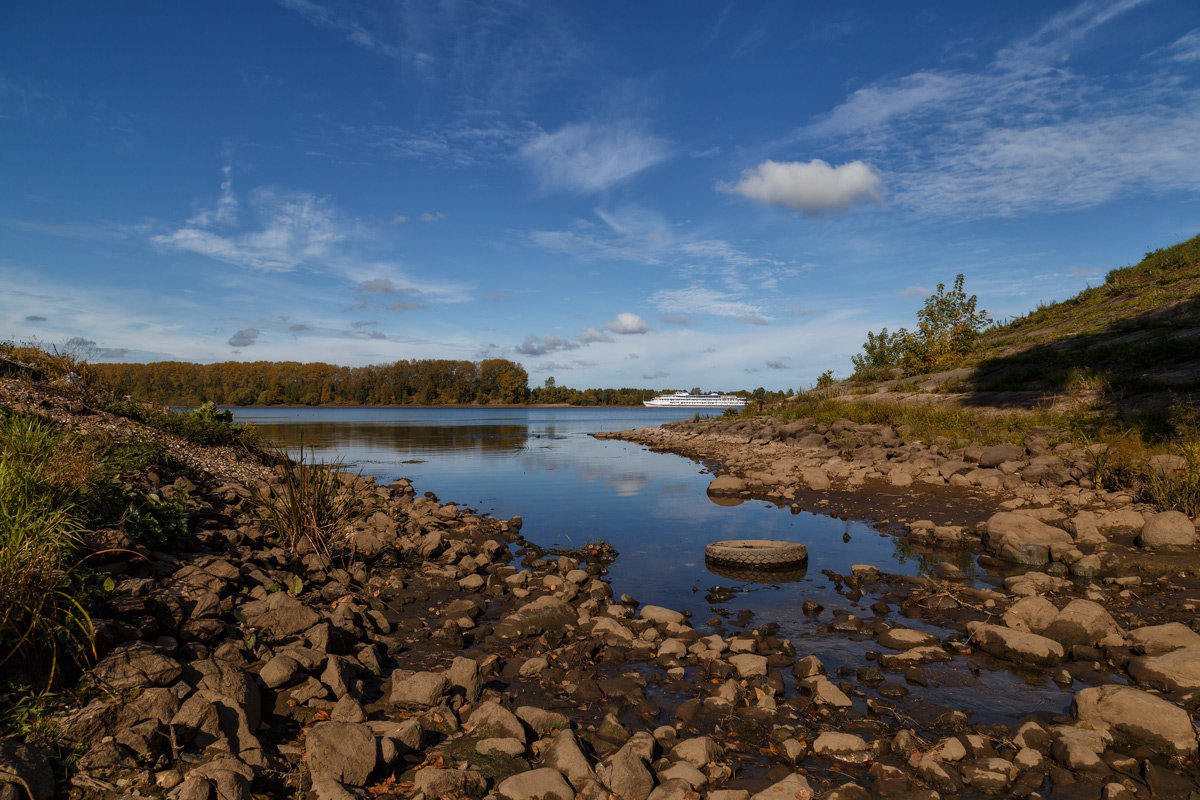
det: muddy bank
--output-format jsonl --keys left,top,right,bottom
{"left": 3, "top": 400, "right": 1200, "bottom": 800}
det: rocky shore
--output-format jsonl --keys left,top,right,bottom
{"left": 3, "top": 403, "right": 1200, "bottom": 800}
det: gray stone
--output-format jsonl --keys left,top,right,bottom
{"left": 1073, "top": 685, "right": 1198, "bottom": 756}
{"left": 801, "top": 468, "right": 830, "bottom": 491}
{"left": 983, "top": 513, "right": 1072, "bottom": 565}
{"left": 979, "top": 443, "right": 1024, "bottom": 468}
{"left": 515, "top": 706, "right": 569, "bottom": 736}
{"left": 497, "top": 768, "right": 574, "bottom": 800}
{"left": 669, "top": 736, "right": 723, "bottom": 768}
{"left": 728, "top": 653, "right": 768, "bottom": 677}
{"left": 1002, "top": 596, "right": 1058, "bottom": 634}
{"left": 193, "top": 658, "right": 262, "bottom": 754}
{"left": 657, "top": 763, "right": 705, "bottom": 788}
{"left": 640, "top": 605, "right": 686, "bottom": 626}
{"left": 539, "top": 730, "right": 598, "bottom": 789}
{"left": 1136, "top": 511, "right": 1196, "bottom": 547}
{"left": 91, "top": 642, "right": 182, "bottom": 690}
{"left": 1042, "top": 599, "right": 1122, "bottom": 647}
{"left": 750, "top": 773, "right": 814, "bottom": 800}
{"left": 465, "top": 701, "right": 526, "bottom": 742}
{"left": 389, "top": 669, "right": 448, "bottom": 707}
{"left": 646, "top": 779, "right": 695, "bottom": 800}
{"left": 707, "top": 476, "right": 747, "bottom": 495}
{"left": 1098, "top": 508, "right": 1146, "bottom": 532}
{"left": 877, "top": 626, "right": 939, "bottom": 650}
{"left": 1128, "top": 622, "right": 1200, "bottom": 654}
{"left": 1129, "top": 646, "right": 1200, "bottom": 691}
{"left": 446, "top": 656, "right": 482, "bottom": 702}
{"left": 477, "top": 737, "right": 525, "bottom": 757}
{"left": 812, "top": 732, "right": 871, "bottom": 763}
{"left": 599, "top": 745, "right": 654, "bottom": 800}
{"left": 241, "top": 591, "right": 320, "bottom": 636}
{"left": 257, "top": 654, "right": 300, "bottom": 689}
{"left": 311, "top": 777, "right": 359, "bottom": 800}
{"left": 799, "top": 675, "right": 852, "bottom": 707}
{"left": 967, "top": 622, "right": 1063, "bottom": 666}
{"left": 305, "top": 721, "right": 376, "bottom": 787}
{"left": 413, "top": 766, "right": 486, "bottom": 799}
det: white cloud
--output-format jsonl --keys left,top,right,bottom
{"left": 721, "top": 159, "right": 884, "bottom": 214}
{"left": 515, "top": 334, "right": 579, "bottom": 356}
{"left": 188, "top": 165, "right": 238, "bottom": 227}
{"left": 228, "top": 327, "right": 259, "bottom": 348}
{"left": 154, "top": 186, "right": 345, "bottom": 272}
{"left": 897, "top": 285, "right": 931, "bottom": 298}
{"left": 152, "top": 170, "right": 473, "bottom": 303}
{"left": 519, "top": 122, "right": 669, "bottom": 193}
{"left": 1165, "top": 29, "right": 1200, "bottom": 62}
{"left": 642, "top": 370, "right": 670, "bottom": 380}
{"left": 578, "top": 327, "right": 612, "bottom": 343}
{"left": 652, "top": 286, "right": 766, "bottom": 319}
{"left": 419, "top": 211, "right": 444, "bottom": 222}
{"left": 603, "top": 312, "right": 649, "bottom": 335}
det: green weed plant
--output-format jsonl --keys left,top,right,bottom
{"left": 249, "top": 446, "right": 365, "bottom": 560}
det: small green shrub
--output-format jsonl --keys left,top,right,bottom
{"left": 815, "top": 370, "right": 835, "bottom": 389}
{"left": 104, "top": 400, "right": 258, "bottom": 448}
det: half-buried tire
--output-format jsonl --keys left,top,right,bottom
{"left": 704, "top": 539, "right": 808, "bottom": 569}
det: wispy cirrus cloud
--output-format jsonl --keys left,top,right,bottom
{"left": 153, "top": 183, "right": 346, "bottom": 272}
{"left": 519, "top": 122, "right": 670, "bottom": 193}
{"left": 153, "top": 168, "right": 472, "bottom": 304}
{"left": 651, "top": 286, "right": 767, "bottom": 320}
{"left": 796, "top": 0, "right": 1200, "bottom": 218}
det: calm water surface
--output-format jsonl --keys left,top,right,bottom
{"left": 233, "top": 406, "right": 1069, "bottom": 721}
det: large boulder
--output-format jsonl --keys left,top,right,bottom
{"left": 91, "top": 643, "right": 182, "bottom": 691}
{"left": 967, "top": 622, "right": 1063, "bottom": 666}
{"left": 1136, "top": 511, "right": 1196, "bottom": 548}
{"left": 598, "top": 745, "right": 654, "bottom": 800}
{"left": 1073, "top": 685, "right": 1198, "bottom": 756}
{"left": 707, "top": 476, "right": 747, "bottom": 496}
{"left": 1128, "top": 646, "right": 1200, "bottom": 691}
{"left": 983, "top": 513, "right": 1072, "bottom": 565}
{"left": 1128, "top": 623, "right": 1200, "bottom": 655}
{"left": 389, "top": 670, "right": 448, "bottom": 708}
{"left": 751, "top": 773, "right": 814, "bottom": 800}
{"left": 1002, "top": 596, "right": 1058, "bottom": 635}
{"left": 305, "top": 721, "right": 377, "bottom": 786}
{"left": 978, "top": 444, "right": 1024, "bottom": 468}
{"left": 1041, "top": 600, "right": 1123, "bottom": 647}
{"left": 240, "top": 591, "right": 321, "bottom": 636}
{"left": 496, "top": 768, "right": 574, "bottom": 800}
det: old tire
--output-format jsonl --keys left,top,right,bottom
{"left": 704, "top": 539, "right": 808, "bottom": 570}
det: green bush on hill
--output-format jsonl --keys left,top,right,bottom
{"left": 852, "top": 274, "right": 991, "bottom": 379}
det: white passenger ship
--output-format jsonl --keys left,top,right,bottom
{"left": 643, "top": 391, "right": 747, "bottom": 409}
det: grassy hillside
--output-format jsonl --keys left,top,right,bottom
{"left": 968, "top": 233, "right": 1200, "bottom": 400}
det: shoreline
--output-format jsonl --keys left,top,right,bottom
{"left": 5, "top": 383, "right": 1200, "bottom": 800}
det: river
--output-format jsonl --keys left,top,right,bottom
{"left": 232, "top": 405, "right": 1072, "bottom": 722}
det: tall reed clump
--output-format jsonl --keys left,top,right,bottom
{"left": 0, "top": 412, "right": 95, "bottom": 684}
{"left": 249, "top": 446, "right": 365, "bottom": 560}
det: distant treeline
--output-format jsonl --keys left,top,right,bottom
{"left": 90, "top": 359, "right": 669, "bottom": 407}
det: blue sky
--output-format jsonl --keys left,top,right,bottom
{"left": 2, "top": 0, "right": 1198, "bottom": 391}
